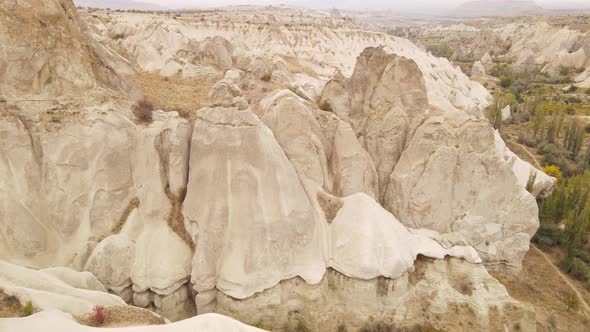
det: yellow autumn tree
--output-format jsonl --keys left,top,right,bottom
{"left": 542, "top": 165, "right": 563, "bottom": 185}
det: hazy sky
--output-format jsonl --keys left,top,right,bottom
{"left": 139, "top": 0, "right": 590, "bottom": 10}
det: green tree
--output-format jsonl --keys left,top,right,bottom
{"left": 487, "top": 90, "right": 504, "bottom": 129}
{"left": 532, "top": 105, "right": 545, "bottom": 139}
{"left": 526, "top": 171, "right": 537, "bottom": 193}
{"left": 545, "top": 111, "right": 564, "bottom": 143}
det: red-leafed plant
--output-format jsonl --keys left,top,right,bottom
{"left": 89, "top": 305, "right": 105, "bottom": 325}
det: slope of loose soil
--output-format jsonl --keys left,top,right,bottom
{"left": 492, "top": 248, "right": 590, "bottom": 332}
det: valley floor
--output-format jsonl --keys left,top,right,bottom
{"left": 492, "top": 246, "right": 590, "bottom": 332}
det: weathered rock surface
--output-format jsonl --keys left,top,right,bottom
{"left": 471, "top": 60, "right": 487, "bottom": 76}
{"left": 0, "top": 260, "right": 125, "bottom": 317}
{"left": 0, "top": 310, "right": 264, "bottom": 332}
{"left": 0, "top": 2, "right": 548, "bottom": 330}
{"left": 322, "top": 47, "right": 543, "bottom": 272}
{"left": 202, "top": 259, "right": 535, "bottom": 332}
{"left": 494, "top": 131, "right": 556, "bottom": 198}
{"left": 183, "top": 106, "right": 325, "bottom": 300}
{"left": 261, "top": 90, "right": 378, "bottom": 200}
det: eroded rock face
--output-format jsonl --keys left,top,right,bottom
{"left": 0, "top": 1, "right": 547, "bottom": 329}
{"left": 386, "top": 112, "right": 539, "bottom": 270}
{"left": 322, "top": 47, "right": 543, "bottom": 272}
{"left": 183, "top": 107, "right": 325, "bottom": 300}
{"left": 202, "top": 259, "right": 535, "bottom": 332}
{"left": 0, "top": 110, "right": 137, "bottom": 268}
{"left": 261, "top": 89, "right": 378, "bottom": 200}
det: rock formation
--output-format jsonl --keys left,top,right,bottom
{"left": 321, "top": 47, "right": 545, "bottom": 272}
{"left": 0, "top": 1, "right": 555, "bottom": 331}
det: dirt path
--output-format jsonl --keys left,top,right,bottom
{"left": 532, "top": 245, "right": 590, "bottom": 317}
{"left": 514, "top": 141, "right": 542, "bottom": 169}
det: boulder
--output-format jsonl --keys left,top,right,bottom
{"left": 501, "top": 105, "right": 511, "bottom": 122}
{"left": 481, "top": 52, "right": 494, "bottom": 71}
{"left": 40, "top": 267, "right": 107, "bottom": 292}
{"left": 84, "top": 234, "right": 135, "bottom": 291}
{"left": 208, "top": 79, "right": 249, "bottom": 109}
{"left": 472, "top": 60, "right": 487, "bottom": 76}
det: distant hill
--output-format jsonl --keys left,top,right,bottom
{"left": 74, "top": 0, "right": 166, "bottom": 10}
{"left": 453, "top": 0, "right": 544, "bottom": 17}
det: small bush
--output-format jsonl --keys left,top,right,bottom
{"left": 570, "top": 258, "right": 590, "bottom": 282}
{"left": 567, "top": 97, "right": 582, "bottom": 104}
{"left": 565, "top": 293, "right": 580, "bottom": 311}
{"left": 261, "top": 71, "right": 272, "bottom": 81}
{"left": 585, "top": 88, "right": 590, "bottom": 95}
{"left": 282, "top": 320, "right": 309, "bottom": 332}
{"left": 499, "top": 76, "right": 513, "bottom": 88}
{"left": 22, "top": 301, "right": 33, "bottom": 317}
{"left": 542, "top": 165, "right": 563, "bottom": 184}
{"left": 133, "top": 99, "right": 154, "bottom": 124}
{"left": 518, "top": 134, "right": 538, "bottom": 148}
{"left": 565, "top": 105, "right": 576, "bottom": 115}
{"left": 89, "top": 305, "right": 105, "bottom": 325}
{"left": 112, "top": 33, "right": 125, "bottom": 40}
{"left": 568, "top": 85, "right": 579, "bottom": 93}
{"left": 319, "top": 100, "right": 333, "bottom": 113}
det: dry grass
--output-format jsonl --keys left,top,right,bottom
{"left": 132, "top": 71, "right": 217, "bottom": 121}
{"left": 282, "top": 56, "right": 319, "bottom": 78}
{"left": 240, "top": 79, "right": 281, "bottom": 117}
{"left": 491, "top": 248, "right": 590, "bottom": 331}
{"left": 78, "top": 305, "right": 165, "bottom": 327}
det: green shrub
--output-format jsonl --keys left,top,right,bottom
{"left": 585, "top": 88, "right": 590, "bottom": 95}
{"left": 261, "top": 71, "right": 272, "bottom": 81}
{"left": 568, "top": 85, "right": 579, "bottom": 93}
{"left": 425, "top": 42, "right": 453, "bottom": 59}
{"left": 133, "top": 98, "right": 154, "bottom": 124}
{"left": 518, "top": 134, "right": 538, "bottom": 147}
{"left": 526, "top": 171, "right": 537, "bottom": 193}
{"left": 22, "top": 301, "right": 33, "bottom": 317}
{"left": 565, "top": 293, "right": 580, "bottom": 311}
{"left": 567, "top": 97, "right": 582, "bottom": 104}
{"left": 570, "top": 258, "right": 590, "bottom": 282}
{"left": 319, "top": 100, "right": 333, "bottom": 113}
{"left": 565, "top": 105, "right": 576, "bottom": 115}
{"left": 499, "top": 76, "right": 513, "bottom": 88}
